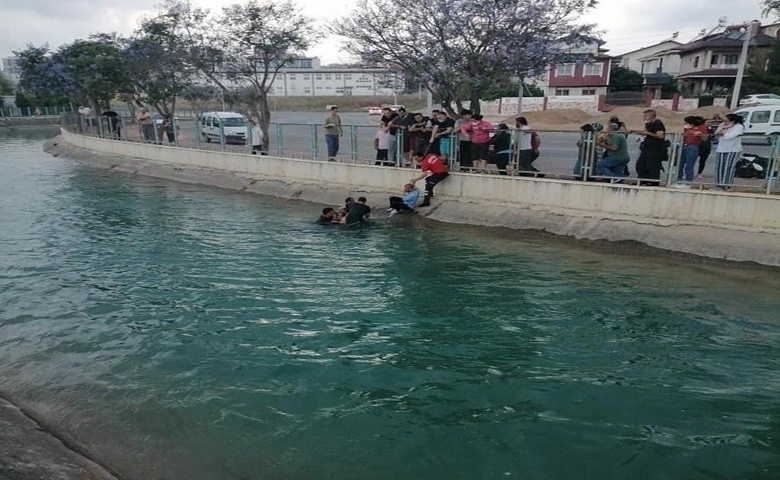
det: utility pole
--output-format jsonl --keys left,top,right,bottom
{"left": 731, "top": 20, "right": 760, "bottom": 110}
{"left": 516, "top": 77, "right": 524, "bottom": 115}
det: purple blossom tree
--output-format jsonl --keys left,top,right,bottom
{"left": 334, "top": 0, "right": 599, "bottom": 114}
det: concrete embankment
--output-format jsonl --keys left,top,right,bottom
{"left": 0, "top": 395, "right": 118, "bottom": 480}
{"left": 46, "top": 132, "right": 780, "bottom": 267}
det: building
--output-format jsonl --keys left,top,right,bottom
{"left": 638, "top": 45, "right": 683, "bottom": 98}
{"left": 265, "top": 57, "right": 405, "bottom": 97}
{"left": 613, "top": 38, "right": 683, "bottom": 74}
{"left": 543, "top": 38, "right": 612, "bottom": 96}
{"left": 676, "top": 23, "right": 775, "bottom": 96}
{"left": 1, "top": 57, "right": 21, "bottom": 85}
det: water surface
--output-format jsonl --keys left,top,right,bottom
{"left": 1, "top": 129, "right": 779, "bottom": 479}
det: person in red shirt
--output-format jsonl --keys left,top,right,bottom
{"left": 409, "top": 152, "right": 449, "bottom": 207}
{"left": 678, "top": 115, "right": 708, "bottom": 184}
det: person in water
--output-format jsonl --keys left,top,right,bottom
{"left": 341, "top": 196, "right": 371, "bottom": 226}
{"left": 338, "top": 197, "right": 354, "bottom": 221}
{"left": 317, "top": 207, "right": 339, "bottom": 225}
{"left": 388, "top": 183, "right": 420, "bottom": 215}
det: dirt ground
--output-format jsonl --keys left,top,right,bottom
{"left": 500, "top": 105, "right": 733, "bottom": 132}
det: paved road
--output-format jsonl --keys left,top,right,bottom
{"left": 109, "top": 111, "right": 773, "bottom": 188}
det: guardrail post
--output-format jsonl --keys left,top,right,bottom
{"left": 350, "top": 125, "right": 358, "bottom": 163}
{"left": 768, "top": 135, "right": 780, "bottom": 194}
{"left": 583, "top": 131, "right": 593, "bottom": 182}
{"left": 665, "top": 133, "right": 680, "bottom": 187}
{"left": 173, "top": 117, "right": 179, "bottom": 147}
{"left": 219, "top": 122, "right": 225, "bottom": 151}
{"left": 246, "top": 124, "right": 253, "bottom": 154}
{"left": 275, "top": 124, "right": 283, "bottom": 156}
{"left": 195, "top": 119, "right": 202, "bottom": 150}
{"left": 311, "top": 124, "right": 319, "bottom": 160}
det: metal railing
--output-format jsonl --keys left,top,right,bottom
{"left": 1, "top": 106, "right": 73, "bottom": 117}
{"left": 59, "top": 113, "right": 780, "bottom": 195}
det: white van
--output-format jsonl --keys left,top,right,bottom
{"left": 199, "top": 112, "right": 249, "bottom": 144}
{"left": 734, "top": 105, "right": 780, "bottom": 144}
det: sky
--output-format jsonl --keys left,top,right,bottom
{"left": 0, "top": 0, "right": 770, "bottom": 65}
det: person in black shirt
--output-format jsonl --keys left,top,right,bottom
{"left": 408, "top": 113, "right": 430, "bottom": 160}
{"left": 632, "top": 109, "right": 667, "bottom": 186}
{"left": 342, "top": 196, "right": 371, "bottom": 226}
{"left": 431, "top": 111, "right": 455, "bottom": 159}
{"left": 380, "top": 108, "right": 399, "bottom": 165}
{"left": 101, "top": 107, "right": 121, "bottom": 139}
{"left": 488, "top": 123, "right": 512, "bottom": 174}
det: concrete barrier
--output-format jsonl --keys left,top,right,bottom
{"left": 57, "top": 130, "right": 780, "bottom": 265}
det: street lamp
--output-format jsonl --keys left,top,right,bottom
{"left": 731, "top": 21, "right": 760, "bottom": 110}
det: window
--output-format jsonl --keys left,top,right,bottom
{"left": 693, "top": 56, "right": 700, "bottom": 68}
{"left": 315, "top": 74, "right": 323, "bottom": 80}
{"left": 303, "top": 74, "right": 310, "bottom": 80}
{"left": 325, "top": 74, "right": 332, "bottom": 80}
{"left": 773, "top": 110, "right": 780, "bottom": 123}
{"left": 710, "top": 54, "right": 719, "bottom": 66}
{"left": 335, "top": 74, "right": 341, "bottom": 79}
{"left": 304, "top": 87, "right": 311, "bottom": 93}
{"left": 583, "top": 63, "right": 602, "bottom": 76}
{"left": 555, "top": 64, "right": 574, "bottom": 76}
{"left": 724, "top": 54, "right": 739, "bottom": 65}
{"left": 289, "top": 74, "right": 296, "bottom": 80}
{"left": 751, "top": 110, "right": 770, "bottom": 123}
{"left": 345, "top": 74, "right": 352, "bottom": 80}
{"left": 582, "top": 88, "right": 596, "bottom": 95}
{"left": 555, "top": 89, "right": 570, "bottom": 96}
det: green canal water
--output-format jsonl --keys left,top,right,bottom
{"left": 1, "top": 129, "right": 779, "bottom": 480}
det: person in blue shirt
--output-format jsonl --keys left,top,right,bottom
{"left": 388, "top": 183, "right": 420, "bottom": 215}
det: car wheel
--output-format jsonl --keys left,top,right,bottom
{"left": 204, "top": 133, "right": 211, "bottom": 143}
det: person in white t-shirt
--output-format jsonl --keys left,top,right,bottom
{"left": 714, "top": 113, "right": 745, "bottom": 190}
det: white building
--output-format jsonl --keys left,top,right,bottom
{"left": 1, "top": 57, "right": 21, "bottom": 85}
{"left": 269, "top": 68, "right": 403, "bottom": 96}
{"left": 614, "top": 39, "right": 683, "bottom": 74}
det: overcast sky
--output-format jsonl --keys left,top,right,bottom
{"left": 0, "top": 0, "right": 770, "bottom": 64}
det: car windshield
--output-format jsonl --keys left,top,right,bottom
{"left": 222, "top": 117, "right": 247, "bottom": 127}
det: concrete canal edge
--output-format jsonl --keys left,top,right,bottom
{"left": 1, "top": 116, "right": 62, "bottom": 128}
{"left": 46, "top": 132, "right": 780, "bottom": 267}
{"left": 0, "top": 395, "right": 120, "bottom": 480}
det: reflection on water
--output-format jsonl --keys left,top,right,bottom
{"left": 1, "top": 130, "right": 779, "bottom": 480}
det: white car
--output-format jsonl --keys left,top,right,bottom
{"left": 387, "top": 104, "right": 405, "bottom": 112}
{"left": 368, "top": 106, "right": 382, "bottom": 115}
{"left": 738, "top": 94, "right": 780, "bottom": 106}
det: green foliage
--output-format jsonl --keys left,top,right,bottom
{"left": 334, "top": 0, "right": 598, "bottom": 115}
{"left": 482, "top": 81, "right": 544, "bottom": 101}
{"left": 609, "top": 66, "right": 644, "bottom": 92}
{"left": 742, "top": 38, "right": 780, "bottom": 96}
{"left": 762, "top": 0, "right": 780, "bottom": 17}
{"left": 0, "top": 72, "right": 13, "bottom": 95}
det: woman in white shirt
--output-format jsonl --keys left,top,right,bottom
{"left": 714, "top": 113, "right": 745, "bottom": 190}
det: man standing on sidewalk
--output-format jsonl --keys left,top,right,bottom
{"left": 632, "top": 109, "right": 667, "bottom": 186}
{"left": 323, "top": 106, "right": 343, "bottom": 161}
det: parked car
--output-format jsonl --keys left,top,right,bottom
{"left": 387, "top": 104, "right": 405, "bottom": 112}
{"left": 733, "top": 105, "right": 780, "bottom": 144}
{"left": 199, "top": 112, "right": 249, "bottom": 144}
{"left": 367, "top": 106, "right": 382, "bottom": 115}
{"left": 738, "top": 94, "right": 780, "bottom": 106}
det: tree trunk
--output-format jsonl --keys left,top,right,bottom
{"left": 469, "top": 88, "right": 481, "bottom": 115}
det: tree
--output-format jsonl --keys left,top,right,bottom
{"left": 124, "top": 0, "right": 202, "bottom": 116}
{"left": 0, "top": 72, "right": 13, "bottom": 95}
{"left": 762, "top": 0, "right": 780, "bottom": 17}
{"left": 334, "top": 0, "right": 597, "bottom": 114}
{"left": 608, "top": 66, "right": 644, "bottom": 92}
{"left": 482, "top": 80, "right": 544, "bottom": 101}
{"left": 14, "top": 45, "right": 71, "bottom": 107}
{"left": 742, "top": 38, "right": 780, "bottom": 95}
{"left": 183, "top": 0, "right": 318, "bottom": 146}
